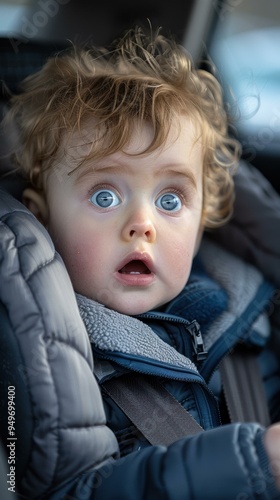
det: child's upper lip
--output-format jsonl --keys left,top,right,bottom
{"left": 117, "top": 252, "right": 155, "bottom": 274}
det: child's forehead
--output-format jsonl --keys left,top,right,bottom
{"left": 54, "top": 114, "right": 202, "bottom": 177}
{"left": 67, "top": 114, "right": 199, "bottom": 149}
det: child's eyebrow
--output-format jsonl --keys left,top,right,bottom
{"left": 157, "top": 165, "right": 198, "bottom": 190}
{"left": 74, "top": 162, "right": 199, "bottom": 190}
{"left": 73, "top": 163, "right": 132, "bottom": 184}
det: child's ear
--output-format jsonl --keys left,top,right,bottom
{"left": 22, "top": 188, "right": 48, "bottom": 226}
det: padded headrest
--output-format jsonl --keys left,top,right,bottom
{"left": 0, "top": 190, "right": 112, "bottom": 497}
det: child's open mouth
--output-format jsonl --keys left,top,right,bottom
{"left": 118, "top": 260, "right": 151, "bottom": 275}
{"left": 115, "top": 254, "right": 155, "bottom": 286}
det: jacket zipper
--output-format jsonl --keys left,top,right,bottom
{"left": 137, "top": 311, "right": 208, "bottom": 363}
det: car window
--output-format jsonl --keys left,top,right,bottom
{"left": 209, "top": 0, "right": 280, "bottom": 162}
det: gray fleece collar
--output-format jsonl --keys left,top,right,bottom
{"left": 76, "top": 294, "right": 198, "bottom": 374}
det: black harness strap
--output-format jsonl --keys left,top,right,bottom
{"left": 220, "top": 346, "right": 271, "bottom": 428}
{"left": 103, "top": 374, "right": 203, "bottom": 446}
{"left": 103, "top": 349, "right": 270, "bottom": 446}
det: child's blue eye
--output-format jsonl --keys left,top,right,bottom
{"left": 89, "top": 189, "right": 121, "bottom": 208}
{"left": 155, "top": 193, "right": 182, "bottom": 212}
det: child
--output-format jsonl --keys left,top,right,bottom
{"left": 5, "top": 27, "right": 280, "bottom": 498}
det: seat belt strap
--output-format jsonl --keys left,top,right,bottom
{"left": 220, "top": 346, "right": 271, "bottom": 427}
{"left": 103, "top": 374, "right": 204, "bottom": 446}
{"left": 103, "top": 348, "right": 270, "bottom": 447}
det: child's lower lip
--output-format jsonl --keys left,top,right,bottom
{"left": 114, "top": 271, "right": 155, "bottom": 286}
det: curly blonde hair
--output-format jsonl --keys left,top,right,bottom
{"left": 6, "top": 27, "right": 240, "bottom": 228}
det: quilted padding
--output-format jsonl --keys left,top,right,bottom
{"left": 0, "top": 189, "right": 118, "bottom": 498}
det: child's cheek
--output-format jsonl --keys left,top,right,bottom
{"left": 61, "top": 231, "right": 108, "bottom": 297}
{"left": 165, "top": 238, "right": 193, "bottom": 283}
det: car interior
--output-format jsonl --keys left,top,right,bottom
{"left": 1, "top": 0, "right": 279, "bottom": 195}
{"left": 0, "top": 0, "right": 279, "bottom": 498}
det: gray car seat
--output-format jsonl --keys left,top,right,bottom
{"left": 0, "top": 187, "right": 119, "bottom": 498}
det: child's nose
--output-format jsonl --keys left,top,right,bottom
{"left": 121, "top": 207, "right": 156, "bottom": 243}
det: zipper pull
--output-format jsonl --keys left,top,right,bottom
{"left": 186, "top": 320, "right": 208, "bottom": 362}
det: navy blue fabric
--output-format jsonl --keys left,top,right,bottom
{"left": 90, "top": 265, "right": 278, "bottom": 454}
{"left": 164, "top": 256, "right": 228, "bottom": 328}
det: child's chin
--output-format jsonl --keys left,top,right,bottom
{"left": 111, "top": 303, "right": 150, "bottom": 316}
{"left": 103, "top": 297, "right": 151, "bottom": 316}
{"left": 109, "top": 297, "right": 167, "bottom": 316}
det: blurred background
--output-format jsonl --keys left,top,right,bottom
{"left": 0, "top": 0, "right": 279, "bottom": 191}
